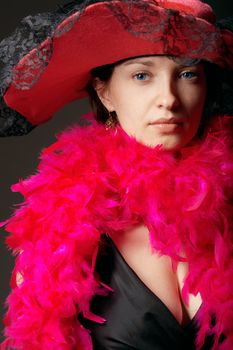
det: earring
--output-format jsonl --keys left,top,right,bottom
{"left": 105, "top": 112, "right": 116, "bottom": 129}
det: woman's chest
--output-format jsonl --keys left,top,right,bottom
{"left": 110, "top": 225, "right": 202, "bottom": 326}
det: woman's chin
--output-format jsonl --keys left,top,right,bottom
{"left": 137, "top": 136, "right": 186, "bottom": 151}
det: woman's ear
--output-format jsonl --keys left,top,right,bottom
{"left": 93, "top": 78, "right": 114, "bottom": 112}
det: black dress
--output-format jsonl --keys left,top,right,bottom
{"left": 82, "top": 235, "right": 213, "bottom": 350}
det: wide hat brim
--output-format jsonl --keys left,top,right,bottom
{"left": 3, "top": 0, "right": 233, "bottom": 125}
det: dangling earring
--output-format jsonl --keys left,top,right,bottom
{"left": 105, "top": 111, "right": 116, "bottom": 129}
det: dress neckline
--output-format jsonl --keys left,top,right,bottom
{"left": 104, "top": 234, "right": 202, "bottom": 331}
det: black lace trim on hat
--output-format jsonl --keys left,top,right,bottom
{"left": 214, "top": 17, "right": 233, "bottom": 116}
{"left": 0, "top": 0, "right": 233, "bottom": 136}
{"left": 0, "top": 0, "right": 114, "bottom": 136}
{"left": 0, "top": 97, "right": 35, "bottom": 136}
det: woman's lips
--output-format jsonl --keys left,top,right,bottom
{"left": 149, "top": 118, "right": 184, "bottom": 133}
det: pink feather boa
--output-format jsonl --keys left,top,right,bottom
{"left": 2, "top": 114, "right": 233, "bottom": 350}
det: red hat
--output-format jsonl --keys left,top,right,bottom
{"left": 1, "top": 0, "right": 233, "bottom": 128}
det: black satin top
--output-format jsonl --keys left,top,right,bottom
{"left": 82, "top": 236, "right": 214, "bottom": 350}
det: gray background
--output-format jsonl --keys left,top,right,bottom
{"left": 0, "top": 0, "right": 233, "bottom": 341}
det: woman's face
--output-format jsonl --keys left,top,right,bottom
{"left": 95, "top": 56, "right": 207, "bottom": 150}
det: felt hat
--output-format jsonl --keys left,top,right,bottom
{"left": 0, "top": 0, "right": 233, "bottom": 135}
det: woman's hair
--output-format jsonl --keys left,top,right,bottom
{"left": 86, "top": 63, "right": 116, "bottom": 124}
{"left": 86, "top": 56, "right": 222, "bottom": 136}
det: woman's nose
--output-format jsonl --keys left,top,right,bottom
{"left": 155, "top": 80, "right": 180, "bottom": 111}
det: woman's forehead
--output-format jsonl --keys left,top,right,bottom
{"left": 116, "top": 55, "right": 203, "bottom": 68}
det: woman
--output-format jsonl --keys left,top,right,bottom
{"left": 83, "top": 55, "right": 209, "bottom": 350}
{"left": 0, "top": 0, "right": 233, "bottom": 349}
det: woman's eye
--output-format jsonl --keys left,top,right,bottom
{"left": 133, "top": 72, "right": 149, "bottom": 81}
{"left": 180, "top": 71, "right": 198, "bottom": 79}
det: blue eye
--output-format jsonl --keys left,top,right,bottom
{"left": 134, "top": 73, "right": 149, "bottom": 81}
{"left": 180, "top": 71, "right": 197, "bottom": 79}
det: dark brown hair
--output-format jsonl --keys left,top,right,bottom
{"left": 86, "top": 62, "right": 116, "bottom": 124}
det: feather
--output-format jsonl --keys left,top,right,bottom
{"left": 2, "top": 113, "right": 233, "bottom": 349}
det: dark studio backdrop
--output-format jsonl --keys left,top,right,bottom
{"left": 0, "top": 0, "right": 233, "bottom": 341}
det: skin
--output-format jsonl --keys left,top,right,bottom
{"left": 94, "top": 55, "right": 207, "bottom": 151}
